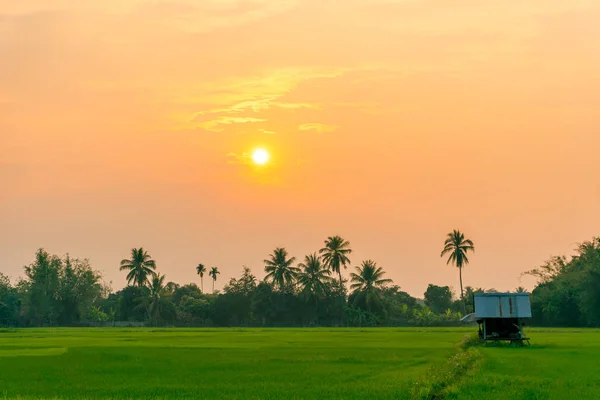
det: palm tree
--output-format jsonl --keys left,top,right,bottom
{"left": 133, "top": 273, "right": 173, "bottom": 325}
{"left": 263, "top": 247, "right": 298, "bottom": 291}
{"left": 209, "top": 267, "right": 220, "bottom": 293}
{"left": 440, "top": 230, "right": 475, "bottom": 312}
{"left": 145, "top": 273, "right": 167, "bottom": 324}
{"left": 350, "top": 260, "right": 392, "bottom": 312}
{"left": 119, "top": 248, "right": 157, "bottom": 287}
{"left": 297, "top": 253, "right": 331, "bottom": 320}
{"left": 319, "top": 236, "right": 352, "bottom": 289}
{"left": 196, "top": 263, "right": 206, "bottom": 293}
{"left": 297, "top": 253, "right": 331, "bottom": 296}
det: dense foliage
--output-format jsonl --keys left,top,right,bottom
{"left": 527, "top": 237, "right": 600, "bottom": 327}
{"left": 0, "top": 250, "right": 107, "bottom": 326}
{"left": 3, "top": 235, "right": 599, "bottom": 327}
{"left": 0, "top": 246, "right": 463, "bottom": 327}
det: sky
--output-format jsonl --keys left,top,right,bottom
{"left": 1, "top": 0, "right": 600, "bottom": 297}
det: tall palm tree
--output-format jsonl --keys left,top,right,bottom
{"left": 133, "top": 273, "right": 173, "bottom": 325}
{"left": 119, "top": 248, "right": 157, "bottom": 287}
{"left": 196, "top": 263, "right": 206, "bottom": 293}
{"left": 350, "top": 260, "right": 392, "bottom": 312}
{"left": 297, "top": 253, "right": 331, "bottom": 320}
{"left": 297, "top": 253, "right": 331, "bottom": 296}
{"left": 319, "top": 236, "right": 352, "bottom": 289}
{"left": 440, "top": 230, "right": 475, "bottom": 311}
{"left": 209, "top": 267, "right": 220, "bottom": 293}
{"left": 264, "top": 247, "right": 298, "bottom": 291}
{"left": 145, "top": 273, "right": 167, "bottom": 324}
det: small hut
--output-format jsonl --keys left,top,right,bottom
{"left": 462, "top": 292, "right": 531, "bottom": 345}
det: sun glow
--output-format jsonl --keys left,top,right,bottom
{"left": 251, "top": 148, "right": 270, "bottom": 165}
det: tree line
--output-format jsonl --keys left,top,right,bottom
{"left": 2, "top": 232, "right": 598, "bottom": 328}
{"left": 526, "top": 237, "right": 600, "bottom": 327}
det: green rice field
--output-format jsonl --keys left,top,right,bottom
{"left": 0, "top": 328, "right": 599, "bottom": 399}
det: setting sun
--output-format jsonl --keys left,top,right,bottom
{"left": 251, "top": 148, "right": 270, "bottom": 165}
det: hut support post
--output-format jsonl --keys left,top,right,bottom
{"left": 483, "top": 319, "right": 487, "bottom": 344}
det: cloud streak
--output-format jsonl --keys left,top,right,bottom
{"left": 196, "top": 116, "right": 267, "bottom": 132}
{"left": 298, "top": 123, "right": 338, "bottom": 133}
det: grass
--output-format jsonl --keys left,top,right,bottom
{"left": 1, "top": 328, "right": 599, "bottom": 399}
{"left": 459, "top": 328, "right": 600, "bottom": 400}
{"left": 0, "top": 328, "right": 464, "bottom": 400}
{"left": 411, "top": 336, "right": 483, "bottom": 400}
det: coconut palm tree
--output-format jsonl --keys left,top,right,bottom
{"left": 297, "top": 253, "right": 331, "bottom": 296}
{"left": 440, "top": 230, "right": 475, "bottom": 311}
{"left": 319, "top": 236, "right": 352, "bottom": 289}
{"left": 119, "top": 248, "right": 157, "bottom": 287}
{"left": 133, "top": 273, "right": 171, "bottom": 325}
{"left": 196, "top": 263, "right": 206, "bottom": 293}
{"left": 264, "top": 247, "right": 298, "bottom": 291}
{"left": 209, "top": 267, "right": 220, "bottom": 293}
{"left": 350, "top": 260, "right": 392, "bottom": 312}
{"left": 146, "top": 273, "right": 167, "bottom": 324}
{"left": 297, "top": 253, "right": 331, "bottom": 320}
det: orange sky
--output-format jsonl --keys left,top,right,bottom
{"left": 1, "top": 0, "right": 600, "bottom": 296}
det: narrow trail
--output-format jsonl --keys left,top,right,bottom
{"left": 409, "top": 335, "right": 484, "bottom": 400}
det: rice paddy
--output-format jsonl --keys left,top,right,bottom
{"left": 0, "top": 328, "right": 598, "bottom": 399}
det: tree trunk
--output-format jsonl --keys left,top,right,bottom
{"left": 201, "top": 278, "right": 203, "bottom": 293}
{"left": 212, "top": 279, "right": 215, "bottom": 293}
{"left": 459, "top": 266, "right": 466, "bottom": 315}
{"left": 338, "top": 271, "right": 345, "bottom": 326}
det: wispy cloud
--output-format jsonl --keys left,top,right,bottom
{"left": 187, "top": 99, "right": 322, "bottom": 129}
{"left": 195, "top": 68, "right": 347, "bottom": 107}
{"left": 298, "top": 123, "right": 338, "bottom": 133}
{"left": 197, "top": 116, "right": 267, "bottom": 132}
{"left": 190, "top": 97, "right": 277, "bottom": 118}
{"left": 275, "top": 102, "right": 322, "bottom": 110}
{"left": 171, "top": 68, "right": 346, "bottom": 130}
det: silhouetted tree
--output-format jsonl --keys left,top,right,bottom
{"left": 209, "top": 267, "right": 220, "bottom": 293}
{"left": 264, "top": 248, "right": 298, "bottom": 291}
{"left": 441, "top": 230, "right": 475, "bottom": 312}
{"left": 120, "top": 248, "right": 156, "bottom": 287}
{"left": 113, "top": 286, "right": 149, "bottom": 322}
{"left": 297, "top": 253, "right": 332, "bottom": 322}
{"left": 171, "top": 284, "right": 203, "bottom": 306}
{"left": 18, "top": 250, "right": 104, "bottom": 326}
{"left": 224, "top": 267, "right": 257, "bottom": 295}
{"left": 0, "top": 273, "right": 20, "bottom": 327}
{"left": 137, "top": 273, "right": 175, "bottom": 325}
{"left": 14, "top": 234, "right": 600, "bottom": 328}
{"left": 349, "top": 260, "right": 392, "bottom": 312}
{"left": 196, "top": 264, "right": 206, "bottom": 293}
{"left": 320, "top": 236, "right": 352, "bottom": 289}
{"left": 58, "top": 255, "right": 105, "bottom": 325}
{"left": 424, "top": 284, "right": 453, "bottom": 314}
{"left": 527, "top": 238, "right": 600, "bottom": 327}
